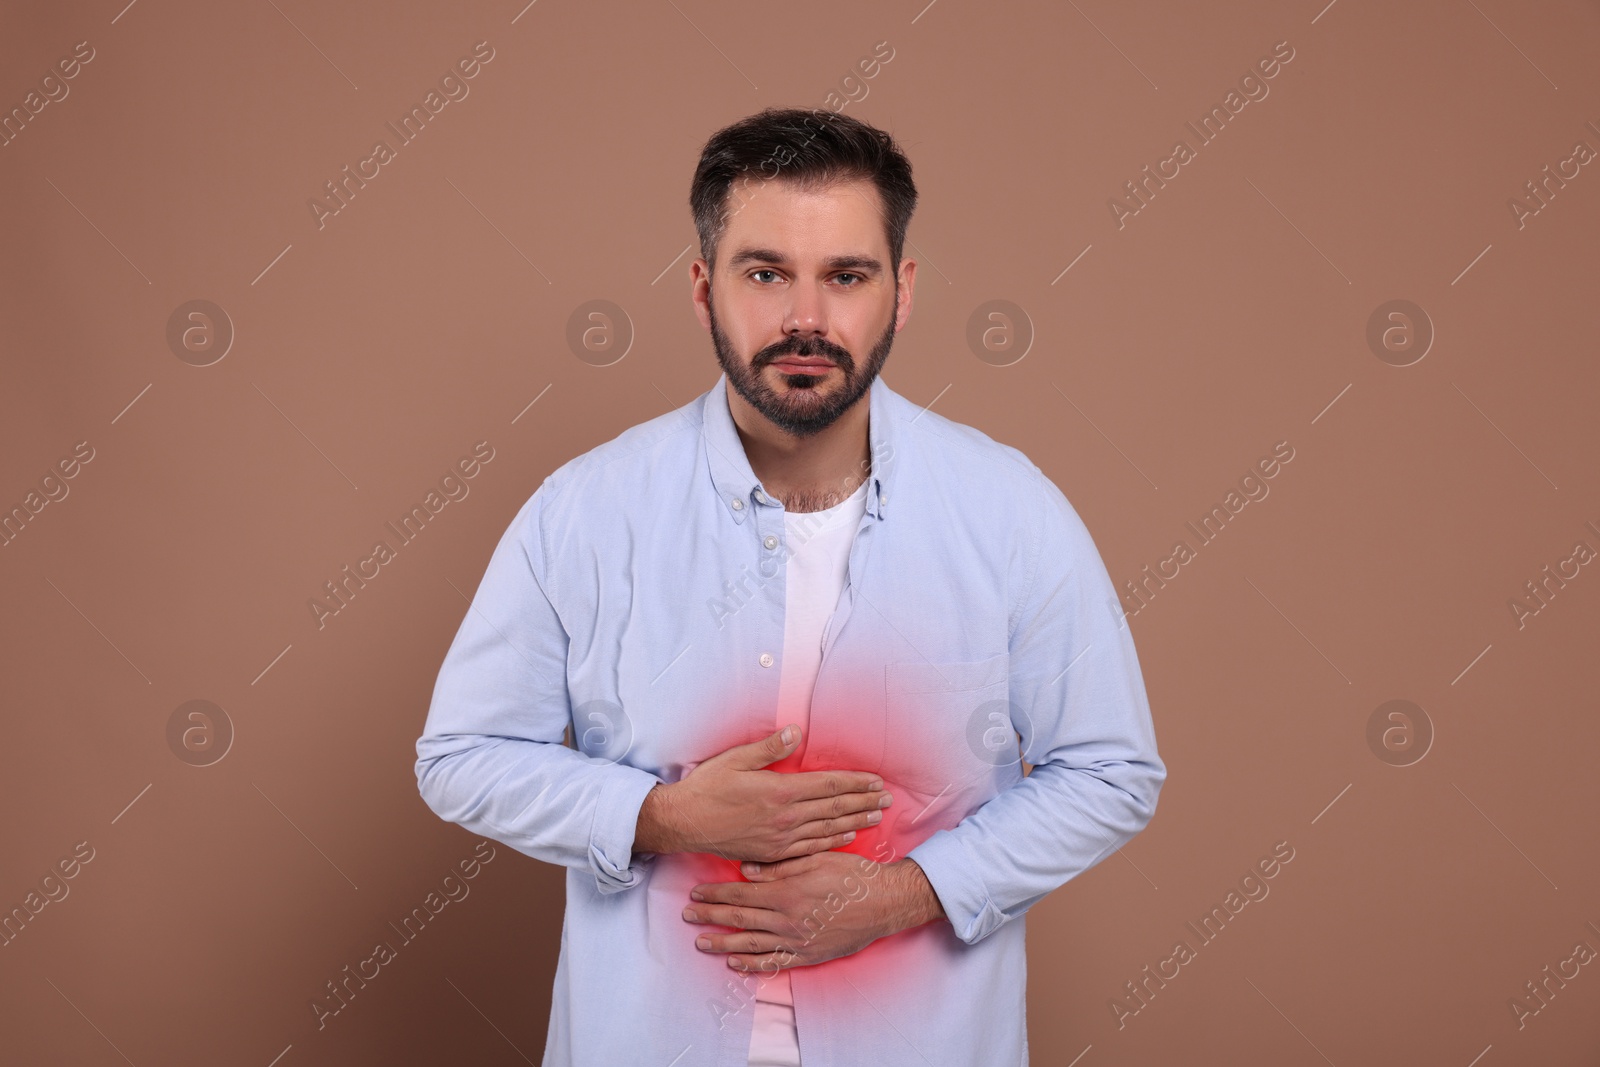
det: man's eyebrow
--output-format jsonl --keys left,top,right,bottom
{"left": 725, "top": 248, "right": 883, "bottom": 274}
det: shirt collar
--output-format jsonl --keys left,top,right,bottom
{"left": 702, "top": 370, "right": 897, "bottom": 525}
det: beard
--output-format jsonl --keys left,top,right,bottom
{"left": 709, "top": 284, "right": 897, "bottom": 438}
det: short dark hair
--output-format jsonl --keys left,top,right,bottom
{"left": 689, "top": 107, "right": 918, "bottom": 278}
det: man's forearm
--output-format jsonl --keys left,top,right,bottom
{"left": 633, "top": 784, "right": 679, "bottom": 855}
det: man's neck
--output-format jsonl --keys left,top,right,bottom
{"left": 727, "top": 380, "right": 871, "bottom": 514}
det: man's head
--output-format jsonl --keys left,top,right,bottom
{"left": 688, "top": 108, "right": 918, "bottom": 438}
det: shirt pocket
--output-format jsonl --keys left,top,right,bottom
{"left": 881, "top": 652, "right": 1012, "bottom": 798}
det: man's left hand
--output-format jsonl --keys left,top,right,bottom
{"left": 683, "top": 853, "right": 945, "bottom": 972}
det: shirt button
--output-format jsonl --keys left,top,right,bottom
{"left": 763, "top": 535, "right": 779, "bottom": 550}
{"left": 731, "top": 498, "right": 744, "bottom": 511}
{"left": 754, "top": 488, "right": 768, "bottom": 503}
{"left": 879, "top": 493, "right": 888, "bottom": 506}
{"left": 759, "top": 653, "right": 774, "bottom": 667}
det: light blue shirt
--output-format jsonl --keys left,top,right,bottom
{"left": 415, "top": 371, "right": 1166, "bottom": 1066}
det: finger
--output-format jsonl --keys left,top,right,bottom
{"left": 786, "top": 768, "right": 883, "bottom": 801}
{"left": 723, "top": 725, "right": 801, "bottom": 770}
{"left": 787, "top": 797, "right": 893, "bottom": 843}
{"left": 740, "top": 853, "right": 820, "bottom": 881}
{"left": 791, "top": 787, "right": 894, "bottom": 828}
{"left": 777, "top": 830, "right": 860, "bottom": 861}
{"left": 690, "top": 880, "right": 755, "bottom": 906}
{"left": 728, "top": 947, "right": 803, "bottom": 973}
{"left": 681, "top": 902, "right": 788, "bottom": 934}
{"left": 694, "top": 929, "right": 790, "bottom": 956}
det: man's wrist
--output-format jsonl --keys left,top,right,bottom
{"left": 633, "top": 783, "right": 679, "bottom": 855}
{"left": 882, "top": 858, "right": 945, "bottom": 933}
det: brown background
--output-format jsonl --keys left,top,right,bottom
{"left": 3, "top": 0, "right": 1598, "bottom": 1063}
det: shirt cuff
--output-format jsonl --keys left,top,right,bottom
{"left": 907, "top": 829, "right": 1006, "bottom": 945}
{"left": 589, "top": 763, "right": 665, "bottom": 894}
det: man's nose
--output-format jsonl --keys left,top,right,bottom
{"left": 783, "top": 281, "right": 827, "bottom": 337}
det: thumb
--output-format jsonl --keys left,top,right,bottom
{"left": 728, "top": 724, "right": 799, "bottom": 770}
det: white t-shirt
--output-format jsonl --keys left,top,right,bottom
{"left": 748, "top": 477, "right": 870, "bottom": 1067}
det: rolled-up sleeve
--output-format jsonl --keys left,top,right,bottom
{"left": 415, "top": 484, "right": 662, "bottom": 893}
{"left": 908, "top": 470, "right": 1166, "bottom": 944}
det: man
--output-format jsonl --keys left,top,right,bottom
{"left": 415, "top": 107, "right": 1165, "bottom": 1066}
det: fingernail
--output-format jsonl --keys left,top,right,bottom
{"left": 690, "top": 890, "right": 704, "bottom": 901}
{"left": 741, "top": 863, "right": 759, "bottom": 877}
{"left": 682, "top": 907, "right": 697, "bottom": 921}
{"left": 781, "top": 725, "right": 796, "bottom": 744}
{"left": 866, "top": 811, "right": 882, "bottom": 825}
{"left": 696, "top": 936, "right": 711, "bottom": 950}
{"left": 879, "top": 793, "right": 893, "bottom": 808}
{"left": 843, "top": 830, "right": 856, "bottom": 842}
{"left": 868, "top": 779, "right": 884, "bottom": 790}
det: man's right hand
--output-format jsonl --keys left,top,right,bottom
{"left": 632, "top": 724, "right": 893, "bottom": 863}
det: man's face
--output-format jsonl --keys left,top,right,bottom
{"left": 695, "top": 177, "right": 912, "bottom": 438}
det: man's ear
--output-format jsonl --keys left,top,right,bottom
{"left": 894, "top": 258, "right": 917, "bottom": 331}
{"left": 690, "top": 259, "right": 713, "bottom": 332}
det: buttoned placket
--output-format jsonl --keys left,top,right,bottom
{"left": 702, "top": 372, "right": 898, "bottom": 762}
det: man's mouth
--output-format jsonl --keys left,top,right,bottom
{"left": 768, "top": 356, "right": 836, "bottom": 375}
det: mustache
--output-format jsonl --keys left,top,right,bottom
{"left": 757, "top": 336, "right": 854, "bottom": 366}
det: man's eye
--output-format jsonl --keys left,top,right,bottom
{"left": 835, "top": 273, "right": 861, "bottom": 286}
{"left": 752, "top": 270, "right": 780, "bottom": 283}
